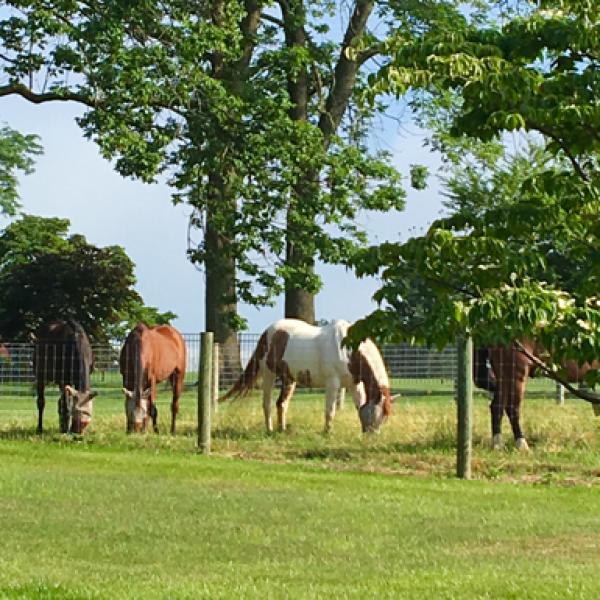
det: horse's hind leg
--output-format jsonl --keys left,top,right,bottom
{"left": 490, "top": 389, "right": 504, "bottom": 450}
{"left": 506, "top": 378, "right": 528, "bottom": 450}
{"left": 262, "top": 371, "right": 276, "bottom": 433}
{"left": 276, "top": 379, "right": 296, "bottom": 432}
{"left": 170, "top": 371, "right": 184, "bottom": 435}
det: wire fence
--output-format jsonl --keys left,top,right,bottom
{"left": 0, "top": 333, "right": 562, "bottom": 401}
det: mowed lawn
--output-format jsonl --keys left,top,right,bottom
{"left": 1, "top": 385, "right": 600, "bottom": 598}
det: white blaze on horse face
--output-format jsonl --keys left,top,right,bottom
{"left": 64, "top": 385, "right": 96, "bottom": 433}
{"left": 123, "top": 388, "right": 149, "bottom": 431}
{"left": 359, "top": 402, "right": 386, "bottom": 433}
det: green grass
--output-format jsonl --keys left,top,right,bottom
{"left": 1, "top": 441, "right": 600, "bottom": 599}
{"left": 2, "top": 383, "right": 599, "bottom": 484}
{"left": 2, "top": 385, "right": 600, "bottom": 597}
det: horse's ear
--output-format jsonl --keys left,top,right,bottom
{"left": 64, "top": 385, "right": 75, "bottom": 395}
{"left": 142, "top": 388, "right": 151, "bottom": 399}
{"left": 122, "top": 388, "right": 133, "bottom": 399}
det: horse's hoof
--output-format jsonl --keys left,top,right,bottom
{"left": 492, "top": 434, "right": 504, "bottom": 450}
{"left": 515, "top": 437, "right": 530, "bottom": 451}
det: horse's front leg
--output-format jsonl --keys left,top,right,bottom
{"left": 36, "top": 382, "right": 46, "bottom": 434}
{"left": 147, "top": 378, "right": 158, "bottom": 434}
{"left": 58, "top": 387, "right": 70, "bottom": 434}
{"left": 276, "top": 379, "right": 296, "bottom": 432}
{"left": 324, "top": 379, "right": 341, "bottom": 433}
{"left": 262, "top": 371, "right": 276, "bottom": 433}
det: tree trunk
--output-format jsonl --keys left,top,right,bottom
{"left": 204, "top": 174, "right": 240, "bottom": 375}
{"left": 281, "top": 0, "right": 316, "bottom": 324}
{"left": 281, "top": 0, "right": 376, "bottom": 324}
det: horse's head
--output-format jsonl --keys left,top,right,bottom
{"left": 123, "top": 387, "right": 151, "bottom": 433}
{"left": 349, "top": 340, "right": 392, "bottom": 434}
{"left": 358, "top": 385, "right": 392, "bottom": 433}
{"left": 63, "top": 385, "right": 98, "bottom": 434}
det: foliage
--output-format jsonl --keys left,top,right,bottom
{"left": 349, "top": 0, "right": 600, "bottom": 372}
{"left": 0, "top": 124, "right": 42, "bottom": 216}
{"left": 0, "top": 0, "right": 486, "bottom": 326}
{"left": 0, "top": 215, "right": 175, "bottom": 341}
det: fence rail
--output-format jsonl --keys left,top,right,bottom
{"left": 0, "top": 333, "right": 561, "bottom": 400}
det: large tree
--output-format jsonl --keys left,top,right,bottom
{"left": 350, "top": 0, "right": 600, "bottom": 374}
{"left": 0, "top": 1, "right": 476, "bottom": 347}
{"left": 0, "top": 215, "right": 174, "bottom": 341}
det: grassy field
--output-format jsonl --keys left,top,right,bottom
{"left": 1, "top": 385, "right": 600, "bottom": 598}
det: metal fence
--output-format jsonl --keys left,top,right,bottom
{"left": 0, "top": 333, "right": 461, "bottom": 397}
{"left": 1, "top": 333, "right": 560, "bottom": 400}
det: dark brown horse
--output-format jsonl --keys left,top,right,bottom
{"left": 33, "top": 320, "right": 97, "bottom": 434}
{"left": 474, "top": 340, "right": 600, "bottom": 450}
{"left": 120, "top": 323, "right": 186, "bottom": 434}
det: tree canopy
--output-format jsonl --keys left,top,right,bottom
{"left": 350, "top": 0, "right": 599, "bottom": 372}
{"left": 0, "top": 215, "right": 175, "bottom": 341}
{"left": 0, "top": 0, "right": 476, "bottom": 338}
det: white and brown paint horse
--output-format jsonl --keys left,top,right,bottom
{"left": 220, "top": 319, "right": 393, "bottom": 433}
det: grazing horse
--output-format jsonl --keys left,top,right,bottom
{"left": 474, "top": 340, "right": 600, "bottom": 450}
{"left": 33, "top": 320, "right": 97, "bottom": 434}
{"left": 120, "top": 323, "right": 186, "bottom": 434}
{"left": 220, "top": 319, "right": 393, "bottom": 433}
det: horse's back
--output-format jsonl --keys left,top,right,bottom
{"left": 269, "top": 319, "right": 350, "bottom": 384}
{"left": 148, "top": 326, "right": 186, "bottom": 379}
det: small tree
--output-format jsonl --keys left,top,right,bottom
{"left": 0, "top": 124, "right": 42, "bottom": 216}
{"left": 0, "top": 215, "right": 175, "bottom": 341}
{"left": 350, "top": 0, "right": 600, "bottom": 373}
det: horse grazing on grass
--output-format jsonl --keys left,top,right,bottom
{"left": 474, "top": 340, "right": 600, "bottom": 451}
{"left": 33, "top": 320, "right": 97, "bottom": 434}
{"left": 220, "top": 319, "right": 393, "bottom": 433}
{"left": 120, "top": 323, "right": 186, "bottom": 434}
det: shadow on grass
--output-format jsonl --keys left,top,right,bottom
{"left": 212, "top": 426, "right": 266, "bottom": 441}
{"left": 0, "top": 426, "right": 42, "bottom": 440}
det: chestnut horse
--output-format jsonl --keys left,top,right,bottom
{"left": 120, "top": 323, "right": 186, "bottom": 434}
{"left": 220, "top": 319, "right": 393, "bottom": 433}
{"left": 474, "top": 340, "right": 600, "bottom": 450}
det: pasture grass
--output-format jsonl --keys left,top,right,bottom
{"left": 1, "top": 386, "right": 600, "bottom": 597}
{"left": 1, "top": 440, "right": 600, "bottom": 599}
{"left": 1, "top": 383, "right": 600, "bottom": 485}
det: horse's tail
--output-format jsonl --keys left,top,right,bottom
{"left": 219, "top": 331, "right": 268, "bottom": 402}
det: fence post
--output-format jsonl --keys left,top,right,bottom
{"left": 198, "top": 332, "right": 213, "bottom": 455}
{"left": 555, "top": 383, "right": 565, "bottom": 406}
{"left": 212, "top": 342, "right": 219, "bottom": 412}
{"left": 456, "top": 334, "right": 473, "bottom": 479}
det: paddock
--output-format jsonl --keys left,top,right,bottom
{"left": 1, "top": 332, "right": 598, "bottom": 481}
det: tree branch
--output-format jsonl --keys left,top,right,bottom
{"left": 0, "top": 82, "right": 97, "bottom": 108}
{"left": 318, "top": 0, "right": 376, "bottom": 146}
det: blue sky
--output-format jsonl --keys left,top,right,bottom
{"left": 2, "top": 95, "right": 445, "bottom": 334}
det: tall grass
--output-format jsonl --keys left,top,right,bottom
{"left": 2, "top": 385, "right": 599, "bottom": 484}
